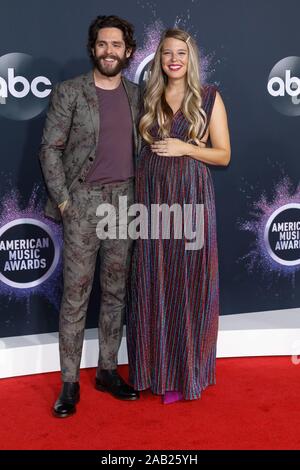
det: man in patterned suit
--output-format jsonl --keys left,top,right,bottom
{"left": 39, "top": 15, "right": 140, "bottom": 418}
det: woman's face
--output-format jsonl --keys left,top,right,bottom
{"left": 161, "top": 37, "right": 189, "bottom": 80}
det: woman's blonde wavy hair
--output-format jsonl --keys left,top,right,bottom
{"left": 139, "top": 28, "right": 207, "bottom": 144}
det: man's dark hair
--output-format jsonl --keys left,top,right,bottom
{"left": 87, "top": 15, "right": 136, "bottom": 62}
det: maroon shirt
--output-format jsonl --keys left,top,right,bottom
{"left": 86, "top": 82, "right": 134, "bottom": 183}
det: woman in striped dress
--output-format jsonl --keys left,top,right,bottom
{"left": 127, "top": 28, "right": 231, "bottom": 402}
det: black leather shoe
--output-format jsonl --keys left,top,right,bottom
{"left": 95, "top": 370, "right": 139, "bottom": 401}
{"left": 53, "top": 382, "right": 80, "bottom": 418}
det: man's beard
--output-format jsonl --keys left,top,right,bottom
{"left": 93, "top": 54, "right": 128, "bottom": 77}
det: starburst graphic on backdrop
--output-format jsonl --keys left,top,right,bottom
{"left": 126, "top": 14, "right": 217, "bottom": 85}
{"left": 126, "top": 19, "right": 164, "bottom": 83}
{"left": 239, "top": 176, "right": 300, "bottom": 280}
{"left": 0, "top": 184, "right": 63, "bottom": 309}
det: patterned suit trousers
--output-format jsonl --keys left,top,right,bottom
{"left": 59, "top": 178, "right": 134, "bottom": 382}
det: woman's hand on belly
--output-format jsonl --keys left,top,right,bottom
{"left": 150, "top": 138, "right": 191, "bottom": 157}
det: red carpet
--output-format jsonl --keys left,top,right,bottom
{"left": 0, "top": 357, "right": 300, "bottom": 450}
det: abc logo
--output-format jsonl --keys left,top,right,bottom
{"left": 268, "top": 70, "right": 300, "bottom": 98}
{"left": 134, "top": 53, "right": 154, "bottom": 85}
{"left": 0, "top": 53, "right": 54, "bottom": 121}
{"left": 0, "top": 68, "right": 51, "bottom": 99}
{"left": 267, "top": 56, "right": 300, "bottom": 116}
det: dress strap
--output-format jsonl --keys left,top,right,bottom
{"left": 201, "top": 85, "right": 217, "bottom": 130}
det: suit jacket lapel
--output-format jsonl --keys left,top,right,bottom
{"left": 82, "top": 72, "right": 138, "bottom": 155}
{"left": 82, "top": 70, "right": 100, "bottom": 147}
{"left": 122, "top": 76, "right": 138, "bottom": 154}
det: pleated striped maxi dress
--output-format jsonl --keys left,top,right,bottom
{"left": 127, "top": 85, "right": 219, "bottom": 400}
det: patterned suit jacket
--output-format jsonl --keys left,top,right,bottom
{"left": 39, "top": 70, "right": 141, "bottom": 221}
